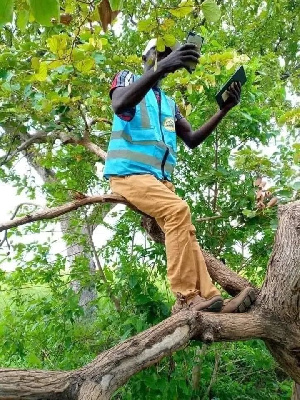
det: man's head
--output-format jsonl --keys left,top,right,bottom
{"left": 142, "top": 38, "right": 179, "bottom": 71}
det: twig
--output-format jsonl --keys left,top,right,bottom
{"left": 59, "top": 131, "right": 107, "bottom": 161}
{"left": 85, "top": 216, "right": 121, "bottom": 312}
{"left": 212, "top": 128, "right": 219, "bottom": 213}
{"left": 89, "top": 118, "right": 112, "bottom": 127}
{"left": 0, "top": 131, "right": 48, "bottom": 166}
{"left": 196, "top": 215, "right": 226, "bottom": 222}
{"left": 78, "top": 103, "right": 90, "bottom": 140}
{"left": 203, "top": 349, "right": 221, "bottom": 400}
{"left": 69, "top": 12, "right": 91, "bottom": 60}
{"left": 0, "top": 202, "right": 43, "bottom": 249}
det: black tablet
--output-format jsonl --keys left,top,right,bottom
{"left": 215, "top": 66, "right": 247, "bottom": 108}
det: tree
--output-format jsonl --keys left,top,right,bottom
{"left": 0, "top": 0, "right": 299, "bottom": 398}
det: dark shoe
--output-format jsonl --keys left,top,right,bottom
{"left": 172, "top": 293, "right": 223, "bottom": 315}
{"left": 221, "top": 287, "right": 256, "bottom": 313}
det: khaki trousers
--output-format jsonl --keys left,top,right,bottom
{"left": 110, "top": 174, "right": 220, "bottom": 300}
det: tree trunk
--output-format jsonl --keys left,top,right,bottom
{"left": 24, "top": 152, "right": 98, "bottom": 312}
{"left": 60, "top": 215, "right": 98, "bottom": 313}
{"left": 292, "top": 383, "right": 300, "bottom": 400}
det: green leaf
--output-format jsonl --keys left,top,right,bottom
{"left": 16, "top": 9, "right": 29, "bottom": 31}
{"left": 169, "top": 0, "right": 193, "bottom": 18}
{"left": 26, "top": 352, "right": 42, "bottom": 368}
{"left": 187, "top": 83, "right": 193, "bottom": 94}
{"left": 137, "top": 19, "right": 153, "bottom": 32}
{"left": 242, "top": 209, "right": 256, "bottom": 218}
{"left": 93, "top": 52, "right": 105, "bottom": 64}
{"left": 201, "top": 0, "right": 221, "bottom": 22}
{"left": 47, "top": 34, "right": 67, "bottom": 56}
{"left": 0, "top": 70, "right": 8, "bottom": 79}
{"left": 104, "top": 267, "right": 113, "bottom": 282}
{"left": 0, "top": 0, "right": 14, "bottom": 25}
{"left": 31, "top": 57, "right": 40, "bottom": 71}
{"left": 29, "top": 0, "right": 59, "bottom": 26}
{"left": 34, "top": 62, "right": 47, "bottom": 81}
{"left": 292, "top": 181, "right": 300, "bottom": 190}
{"left": 240, "top": 111, "right": 253, "bottom": 121}
{"left": 75, "top": 58, "right": 95, "bottom": 73}
{"left": 109, "top": 0, "right": 122, "bottom": 11}
{"left": 163, "top": 34, "right": 176, "bottom": 48}
{"left": 156, "top": 37, "right": 165, "bottom": 52}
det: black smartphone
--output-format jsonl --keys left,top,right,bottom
{"left": 215, "top": 66, "right": 247, "bottom": 108}
{"left": 187, "top": 31, "right": 204, "bottom": 51}
{"left": 186, "top": 31, "right": 204, "bottom": 72}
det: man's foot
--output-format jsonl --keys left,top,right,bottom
{"left": 172, "top": 294, "right": 223, "bottom": 315}
{"left": 221, "top": 287, "right": 256, "bottom": 313}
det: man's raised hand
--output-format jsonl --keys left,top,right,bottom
{"left": 157, "top": 44, "right": 200, "bottom": 74}
{"left": 221, "top": 81, "right": 242, "bottom": 111}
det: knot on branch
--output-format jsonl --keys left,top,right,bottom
{"left": 202, "top": 329, "right": 215, "bottom": 344}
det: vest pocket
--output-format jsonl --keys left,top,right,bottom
{"left": 128, "top": 128, "right": 158, "bottom": 142}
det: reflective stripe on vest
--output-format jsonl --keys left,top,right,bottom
{"left": 106, "top": 150, "right": 174, "bottom": 174}
{"left": 110, "top": 130, "right": 176, "bottom": 158}
{"left": 140, "top": 97, "right": 151, "bottom": 129}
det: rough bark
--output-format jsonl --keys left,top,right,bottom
{"left": 0, "top": 200, "right": 299, "bottom": 399}
{"left": 258, "top": 201, "right": 300, "bottom": 319}
{"left": 256, "top": 201, "right": 300, "bottom": 384}
{"left": 292, "top": 383, "right": 300, "bottom": 400}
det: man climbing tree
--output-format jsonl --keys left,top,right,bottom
{"left": 103, "top": 39, "right": 256, "bottom": 313}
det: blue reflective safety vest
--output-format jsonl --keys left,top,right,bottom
{"left": 103, "top": 79, "right": 177, "bottom": 182}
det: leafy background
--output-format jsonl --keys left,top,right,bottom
{"left": 0, "top": 0, "right": 299, "bottom": 398}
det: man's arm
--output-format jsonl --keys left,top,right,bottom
{"left": 112, "top": 44, "right": 199, "bottom": 114}
{"left": 176, "top": 82, "right": 241, "bottom": 149}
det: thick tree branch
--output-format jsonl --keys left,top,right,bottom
{"left": 0, "top": 131, "right": 49, "bottom": 166}
{"left": 59, "top": 132, "right": 107, "bottom": 161}
{"left": 0, "top": 194, "right": 143, "bottom": 233}
{"left": 0, "top": 311, "right": 267, "bottom": 399}
{"left": 78, "top": 138, "right": 107, "bottom": 160}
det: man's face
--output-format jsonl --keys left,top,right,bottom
{"left": 143, "top": 47, "right": 172, "bottom": 71}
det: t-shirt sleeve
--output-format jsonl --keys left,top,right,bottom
{"left": 110, "top": 70, "right": 135, "bottom": 99}
{"left": 175, "top": 103, "right": 184, "bottom": 122}
{"left": 109, "top": 70, "right": 136, "bottom": 121}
